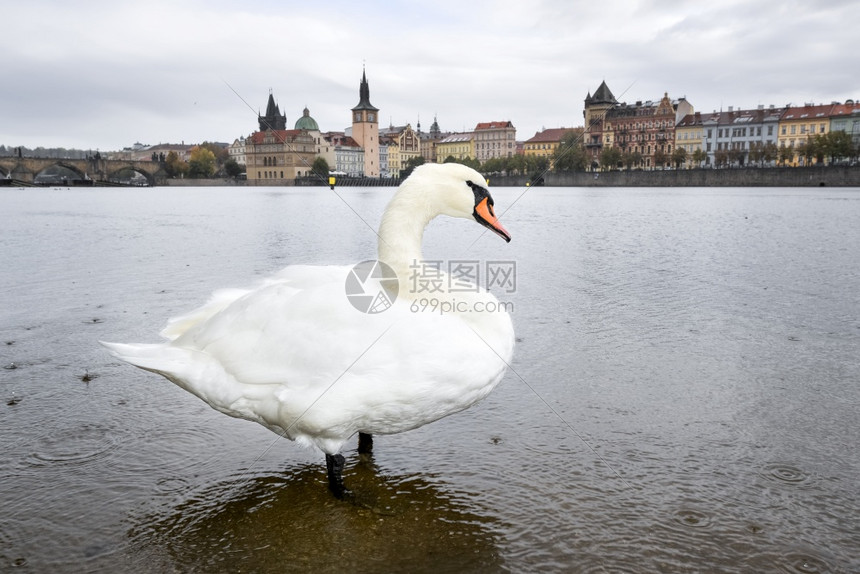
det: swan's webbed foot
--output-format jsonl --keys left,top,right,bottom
{"left": 325, "top": 453, "right": 350, "bottom": 499}
{"left": 357, "top": 432, "right": 373, "bottom": 455}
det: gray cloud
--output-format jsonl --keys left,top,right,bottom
{"left": 2, "top": 0, "right": 857, "bottom": 150}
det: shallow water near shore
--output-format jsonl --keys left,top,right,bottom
{"left": 2, "top": 185, "right": 859, "bottom": 572}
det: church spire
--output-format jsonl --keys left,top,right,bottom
{"left": 352, "top": 67, "right": 379, "bottom": 112}
{"left": 259, "top": 90, "right": 286, "bottom": 131}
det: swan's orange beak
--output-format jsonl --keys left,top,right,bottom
{"left": 474, "top": 197, "right": 511, "bottom": 243}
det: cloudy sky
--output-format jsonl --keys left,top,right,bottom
{"left": 2, "top": 0, "right": 858, "bottom": 151}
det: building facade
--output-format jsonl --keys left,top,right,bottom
{"left": 474, "top": 121, "right": 516, "bottom": 162}
{"left": 583, "top": 81, "right": 618, "bottom": 168}
{"left": 418, "top": 116, "right": 448, "bottom": 163}
{"left": 674, "top": 112, "right": 708, "bottom": 167}
{"left": 584, "top": 82, "right": 693, "bottom": 169}
{"left": 604, "top": 93, "right": 692, "bottom": 169}
{"left": 384, "top": 139, "right": 399, "bottom": 177}
{"left": 227, "top": 137, "right": 247, "bottom": 167}
{"left": 701, "top": 105, "right": 783, "bottom": 167}
{"left": 323, "top": 132, "right": 363, "bottom": 177}
{"left": 379, "top": 142, "right": 390, "bottom": 177}
{"left": 245, "top": 129, "right": 316, "bottom": 183}
{"left": 830, "top": 100, "right": 860, "bottom": 151}
{"left": 436, "top": 133, "right": 475, "bottom": 162}
{"left": 776, "top": 101, "right": 860, "bottom": 165}
{"left": 380, "top": 124, "right": 420, "bottom": 178}
{"left": 523, "top": 128, "right": 580, "bottom": 163}
{"left": 779, "top": 103, "right": 835, "bottom": 166}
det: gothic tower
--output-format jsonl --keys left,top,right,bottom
{"left": 259, "top": 91, "right": 287, "bottom": 131}
{"left": 351, "top": 68, "right": 380, "bottom": 177}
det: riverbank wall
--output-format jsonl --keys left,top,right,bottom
{"left": 157, "top": 166, "right": 860, "bottom": 188}
{"left": 163, "top": 178, "right": 243, "bottom": 186}
{"left": 490, "top": 166, "right": 860, "bottom": 188}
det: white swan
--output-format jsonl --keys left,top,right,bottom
{"left": 102, "top": 163, "right": 514, "bottom": 497}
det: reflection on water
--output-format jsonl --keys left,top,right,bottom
{"left": 127, "top": 460, "right": 506, "bottom": 573}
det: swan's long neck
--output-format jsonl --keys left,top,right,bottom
{"left": 377, "top": 186, "right": 436, "bottom": 282}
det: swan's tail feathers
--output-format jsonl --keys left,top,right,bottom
{"left": 100, "top": 341, "right": 246, "bottom": 419}
{"left": 100, "top": 341, "right": 188, "bottom": 374}
{"left": 159, "top": 288, "right": 249, "bottom": 340}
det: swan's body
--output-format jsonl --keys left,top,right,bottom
{"left": 103, "top": 163, "right": 514, "bottom": 496}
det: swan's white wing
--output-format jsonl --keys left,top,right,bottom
{"left": 104, "top": 264, "right": 514, "bottom": 453}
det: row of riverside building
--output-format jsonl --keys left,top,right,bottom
{"left": 225, "top": 73, "right": 860, "bottom": 182}
{"left": 229, "top": 69, "right": 520, "bottom": 184}
{"left": 581, "top": 81, "right": 860, "bottom": 170}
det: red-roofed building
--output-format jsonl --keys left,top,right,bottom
{"left": 583, "top": 82, "right": 694, "bottom": 170}
{"left": 523, "top": 127, "right": 582, "bottom": 162}
{"left": 474, "top": 120, "right": 516, "bottom": 162}
{"left": 829, "top": 100, "right": 860, "bottom": 157}
{"left": 778, "top": 101, "right": 860, "bottom": 165}
{"left": 778, "top": 103, "right": 835, "bottom": 164}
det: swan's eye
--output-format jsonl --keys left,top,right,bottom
{"left": 466, "top": 180, "right": 489, "bottom": 206}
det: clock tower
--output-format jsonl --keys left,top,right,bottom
{"left": 351, "top": 68, "right": 380, "bottom": 177}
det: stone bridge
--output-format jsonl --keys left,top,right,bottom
{"left": 0, "top": 157, "right": 168, "bottom": 185}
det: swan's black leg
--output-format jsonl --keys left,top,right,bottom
{"left": 358, "top": 432, "right": 373, "bottom": 455}
{"left": 325, "top": 453, "right": 348, "bottom": 499}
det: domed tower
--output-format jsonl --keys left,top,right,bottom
{"left": 295, "top": 107, "right": 319, "bottom": 131}
{"left": 351, "top": 68, "right": 380, "bottom": 177}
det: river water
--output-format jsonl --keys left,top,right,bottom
{"left": 1, "top": 185, "right": 858, "bottom": 573}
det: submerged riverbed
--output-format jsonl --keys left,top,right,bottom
{"left": 2, "top": 185, "right": 858, "bottom": 572}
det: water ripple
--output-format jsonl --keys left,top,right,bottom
{"left": 103, "top": 426, "right": 228, "bottom": 480}
{"left": 761, "top": 463, "right": 811, "bottom": 485}
{"left": 671, "top": 507, "right": 714, "bottom": 529}
{"left": 747, "top": 548, "right": 839, "bottom": 574}
{"left": 780, "top": 552, "right": 833, "bottom": 574}
{"left": 22, "top": 424, "right": 119, "bottom": 468}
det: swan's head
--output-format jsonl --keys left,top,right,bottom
{"left": 405, "top": 163, "right": 511, "bottom": 242}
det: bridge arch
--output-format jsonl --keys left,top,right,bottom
{"left": 34, "top": 162, "right": 91, "bottom": 185}
{"left": 0, "top": 157, "right": 167, "bottom": 185}
{"left": 0, "top": 158, "right": 34, "bottom": 182}
{"left": 106, "top": 164, "right": 156, "bottom": 186}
